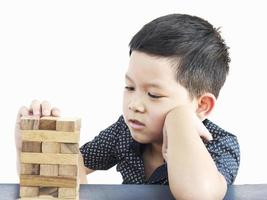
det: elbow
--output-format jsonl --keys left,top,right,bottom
{"left": 169, "top": 179, "right": 227, "bottom": 200}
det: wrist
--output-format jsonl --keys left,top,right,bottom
{"left": 164, "top": 106, "right": 198, "bottom": 141}
{"left": 165, "top": 106, "right": 194, "bottom": 125}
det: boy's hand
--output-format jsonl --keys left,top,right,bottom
{"left": 162, "top": 106, "right": 212, "bottom": 162}
{"left": 15, "top": 100, "right": 61, "bottom": 173}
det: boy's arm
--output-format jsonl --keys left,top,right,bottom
{"left": 164, "top": 106, "right": 227, "bottom": 200}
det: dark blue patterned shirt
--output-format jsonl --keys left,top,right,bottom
{"left": 80, "top": 116, "right": 240, "bottom": 185}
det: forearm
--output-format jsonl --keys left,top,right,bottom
{"left": 165, "top": 107, "right": 226, "bottom": 200}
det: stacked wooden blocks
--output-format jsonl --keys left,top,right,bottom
{"left": 19, "top": 116, "right": 81, "bottom": 200}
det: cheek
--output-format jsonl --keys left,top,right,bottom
{"left": 148, "top": 109, "right": 167, "bottom": 131}
{"left": 122, "top": 93, "right": 129, "bottom": 114}
{"left": 147, "top": 102, "right": 176, "bottom": 131}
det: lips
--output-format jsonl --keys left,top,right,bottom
{"left": 129, "top": 119, "right": 144, "bottom": 125}
{"left": 128, "top": 119, "right": 145, "bottom": 130}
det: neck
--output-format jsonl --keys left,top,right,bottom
{"left": 147, "top": 142, "right": 163, "bottom": 158}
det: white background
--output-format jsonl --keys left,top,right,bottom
{"left": 0, "top": 0, "right": 266, "bottom": 184}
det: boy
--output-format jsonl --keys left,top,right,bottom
{"left": 16, "top": 14, "right": 240, "bottom": 200}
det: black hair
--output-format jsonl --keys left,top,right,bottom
{"left": 129, "top": 14, "right": 230, "bottom": 98}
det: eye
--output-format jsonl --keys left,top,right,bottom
{"left": 125, "top": 86, "right": 135, "bottom": 91}
{"left": 148, "top": 92, "right": 163, "bottom": 99}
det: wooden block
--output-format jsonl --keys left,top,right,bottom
{"left": 59, "top": 165, "right": 77, "bottom": 177}
{"left": 21, "top": 130, "right": 80, "bottom": 143}
{"left": 38, "top": 196, "right": 58, "bottom": 199}
{"left": 60, "top": 143, "right": 79, "bottom": 154}
{"left": 20, "top": 116, "right": 39, "bottom": 130}
{"left": 58, "top": 188, "right": 77, "bottom": 198}
{"left": 22, "top": 141, "right": 41, "bottom": 152}
{"left": 20, "top": 163, "right": 40, "bottom": 175}
{"left": 21, "top": 153, "right": 79, "bottom": 165}
{"left": 56, "top": 118, "right": 81, "bottom": 132}
{"left": 19, "top": 116, "right": 81, "bottom": 200}
{"left": 20, "top": 196, "right": 78, "bottom": 200}
{"left": 40, "top": 142, "right": 60, "bottom": 176}
{"left": 20, "top": 186, "right": 39, "bottom": 197}
{"left": 39, "top": 187, "right": 58, "bottom": 197}
{"left": 40, "top": 164, "right": 58, "bottom": 176}
{"left": 20, "top": 175, "right": 77, "bottom": 188}
{"left": 39, "top": 117, "right": 57, "bottom": 130}
{"left": 42, "top": 142, "right": 60, "bottom": 153}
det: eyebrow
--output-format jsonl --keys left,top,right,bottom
{"left": 125, "top": 74, "right": 164, "bottom": 89}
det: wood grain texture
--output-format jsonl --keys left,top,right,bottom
{"left": 20, "top": 116, "right": 40, "bottom": 130}
{"left": 21, "top": 130, "right": 80, "bottom": 143}
{"left": 40, "top": 164, "right": 59, "bottom": 177}
{"left": 21, "top": 153, "right": 78, "bottom": 165}
{"left": 20, "top": 197, "right": 77, "bottom": 200}
{"left": 39, "top": 187, "right": 58, "bottom": 197}
{"left": 56, "top": 118, "right": 81, "bottom": 132}
{"left": 22, "top": 141, "right": 41, "bottom": 152}
{"left": 20, "top": 175, "right": 77, "bottom": 188}
{"left": 20, "top": 186, "right": 39, "bottom": 197}
{"left": 60, "top": 143, "right": 79, "bottom": 154}
{"left": 20, "top": 163, "right": 40, "bottom": 175}
{"left": 39, "top": 117, "right": 57, "bottom": 130}
{"left": 59, "top": 165, "right": 77, "bottom": 177}
{"left": 58, "top": 187, "right": 77, "bottom": 198}
{"left": 42, "top": 142, "right": 60, "bottom": 153}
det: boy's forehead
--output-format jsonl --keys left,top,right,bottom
{"left": 129, "top": 51, "right": 174, "bottom": 67}
{"left": 127, "top": 51, "right": 178, "bottom": 86}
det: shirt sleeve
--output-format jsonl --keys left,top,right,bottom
{"left": 205, "top": 132, "right": 240, "bottom": 185}
{"left": 79, "top": 116, "right": 123, "bottom": 170}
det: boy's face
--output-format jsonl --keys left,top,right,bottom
{"left": 123, "top": 51, "right": 195, "bottom": 145}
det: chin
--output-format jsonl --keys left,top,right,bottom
{"left": 130, "top": 131, "right": 149, "bottom": 144}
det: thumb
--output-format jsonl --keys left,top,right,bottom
{"left": 15, "top": 106, "right": 29, "bottom": 150}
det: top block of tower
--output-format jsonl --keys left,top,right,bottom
{"left": 19, "top": 116, "right": 81, "bottom": 200}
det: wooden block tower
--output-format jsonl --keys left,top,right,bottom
{"left": 19, "top": 116, "right": 81, "bottom": 200}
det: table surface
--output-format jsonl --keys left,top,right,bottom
{"left": 1, "top": 184, "right": 267, "bottom": 200}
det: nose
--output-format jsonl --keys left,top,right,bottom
{"left": 128, "top": 99, "right": 145, "bottom": 113}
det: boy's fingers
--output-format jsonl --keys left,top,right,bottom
{"left": 195, "top": 115, "right": 213, "bottom": 141}
{"left": 208, "top": 132, "right": 213, "bottom": 141}
{"left": 51, "top": 107, "right": 61, "bottom": 117}
{"left": 204, "top": 127, "right": 213, "bottom": 141}
{"left": 202, "top": 129, "right": 213, "bottom": 141}
{"left": 41, "top": 100, "right": 51, "bottom": 116}
{"left": 15, "top": 106, "right": 29, "bottom": 151}
{"left": 19, "top": 106, "right": 29, "bottom": 117}
{"left": 16, "top": 106, "right": 29, "bottom": 124}
{"left": 30, "top": 99, "right": 41, "bottom": 116}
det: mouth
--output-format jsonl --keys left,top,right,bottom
{"left": 128, "top": 119, "right": 145, "bottom": 130}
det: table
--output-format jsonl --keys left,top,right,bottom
{"left": 1, "top": 184, "right": 267, "bottom": 200}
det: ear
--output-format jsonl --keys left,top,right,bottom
{"left": 195, "top": 93, "right": 216, "bottom": 120}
